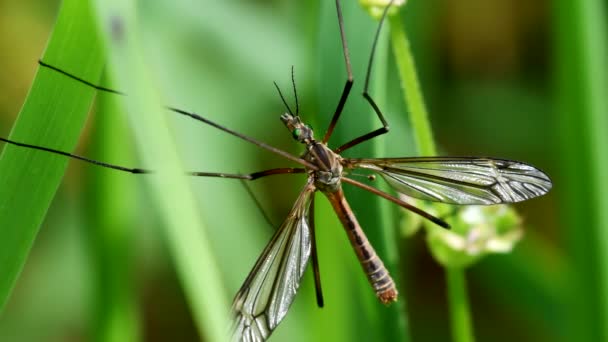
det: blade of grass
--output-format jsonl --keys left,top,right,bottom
{"left": 90, "top": 1, "right": 229, "bottom": 341}
{"left": 445, "top": 268, "right": 474, "bottom": 342}
{"left": 370, "top": 19, "right": 409, "bottom": 342}
{"left": 389, "top": 11, "right": 474, "bottom": 342}
{"left": 388, "top": 14, "right": 435, "bottom": 157}
{"left": 0, "top": 0, "right": 105, "bottom": 311}
{"left": 554, "top": 0, "right": 608, "bottom": 341}
{"left": 85, "top": 84, "right": 140, "bottom": 342}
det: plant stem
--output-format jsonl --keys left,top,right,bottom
{"left": 446, "top": 268, "right": 474, "bottom": 342}
{"left": 91, "top": 1, "right": 230, "bottom": 340}
{"left": 554, "top": 0, "right": 608, "bottom": 340}
{"left": 388, "top": 14, "right": 436, "bottom": 156}
{"left": 87, "top": 87, "right": 140, "bottom": 342}
{"left": 389, "top": 12, "right": 475, "bottom": 342}
{"left": 373, "top": 21, "right": 410, "bottom": 342}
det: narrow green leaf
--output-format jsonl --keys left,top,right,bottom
{"left": 446, "top": 268, "right": 474, "bottom": 342}
{"left": 0, "top": 0, "right": 105, "bottom": 311}
{"left": 554, "top": 0, "right": 608, "bottom": 340}
{"left": 389, "top": 9, "right": 475, "bottom": 342}
{"left": 91, "top": 1, "right": 229, "bottom": 341}
{"left": 388, "top": 13, "right": 436, "bottom": 157}
{"left": 369, "top": 16, "right": 409, "bottom": 342}
{"left": 85, "top": 86, "right": 141, "bottom": 342}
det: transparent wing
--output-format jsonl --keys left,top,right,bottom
{"left": 231, "top": 181, "right": 316, "bottom": 342}
{"left": 347, "top": 157, "right": 552, "bottom": 205}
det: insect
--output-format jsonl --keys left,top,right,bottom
{"left": 0, "top": 0, "right": 552, "bottom": 341}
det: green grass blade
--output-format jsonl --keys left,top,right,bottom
{"left": 554, "top": 0, "right": 608, "bottom": 340}
{"left": 389, "top": 10, "right": 474, "bottom": 342}
{"left": 388, "top": 14, "right": 436, "bottom": 157}
{"left": 0, "top": 0, "right": 105, "bottom": 311}
{"left": 91, "top": 1, "right": 229, "bottom": 340}
{"left": 446, "top": 268, "right": 474, "bottom": 342}
{"left": 369, "top": 19, "right": 409, "bottom": 342}
{"left": 85, "top": 86, "right": 140, "bottom": 342}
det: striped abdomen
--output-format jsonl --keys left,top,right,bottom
{"left": 324, "top": 188, "right": 398, "bottom": 304}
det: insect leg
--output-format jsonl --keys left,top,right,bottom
{"left": 0, "top": 136, "right": 147, "bottom": 174}
{"left": 322, "top": 0, "right": 354, "bottom": 144}
{"left": 333, "top": 1, "right": 396, "bottom": 154}
{"left": 189, "top": 168, "right": 306, "bottom": 180}
{"left": 309, "top": 194, "right": 325, "bottom": 307}
{"left": 38, "top": 60, "right": 123, "bottom": 95}
{"left": 1, "top": 136, "right": 307, "bottom": 181}
{"left": 38, "top": 60, "right": 318, "bottom": 170}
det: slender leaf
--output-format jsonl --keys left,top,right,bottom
{"left": 0, "top": 0, "right": 105, "bottom": 311}
{"left": 554, "top": 0, "right": 608, "bottom": 341}
{"left": 91, "top": 1, "right": 230, "bottom": 340}
{"left": 85, "top": 85, "right": 141, "bottom": 342}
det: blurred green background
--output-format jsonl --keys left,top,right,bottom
{"left": 0, "top": 0, "right": 605, "bottom": 341}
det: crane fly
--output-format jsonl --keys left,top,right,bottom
{"left": 0, "top": 0, "right": 552, "bottom": 341}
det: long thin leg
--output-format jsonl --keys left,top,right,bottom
{"left": 190, "top": 168, "right": 305, "bottom": 180}
{"left": 38, "top": 60, "right": 124, "bottom": 95}
{"left": 240, "top": 179, "right": 276, "bottom": 229}
{"left": 342, "top": 176, "right": 450, "bottom": 229}
{"left": 309, "top": 194, "right": 324, "bottom": 307}
{"left": 333, "top": 1, "right": 396, "bottom": 154}
{"left": 166, "top": 112, "right": 314, "bottom": 171}
{"left": 322, "top": 0, "right": 354, "bottom": 144}
{"left": 36, "top": 60, "right": 318, "bottom": 171}
{"left": 240, "top": 179, "right": 325, "bottom": 309}
{"left": 1, "top": 136, "right": 148, "bottom": 174}
{"left": 1, "top": 136, "right": 306, "bottom": 181}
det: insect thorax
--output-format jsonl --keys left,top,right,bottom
{"left": 304, "top": 142, "right": 343, "bottom": 193}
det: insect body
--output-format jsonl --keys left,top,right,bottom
{"left": 284, "top": 113, "right": 398, "bottom": 301}
{"left": 230, "top": 112, "right": 551, "bottom": 341}
{"left": 0, "top": 0, "right": 552, "bottom": 341}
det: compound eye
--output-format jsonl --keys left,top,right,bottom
{"left": 292, "top": 128, "right": 302, "bottom": 139}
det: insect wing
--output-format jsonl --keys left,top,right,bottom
{"left": 231, "top": 182, "right": 315, "bottom": 342}
{"left": 348, "top": 157, "right": 552, "bottom": 205}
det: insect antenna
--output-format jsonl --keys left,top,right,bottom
{"left": 273, "top": 81, "right": 295, "bottom": 116}
{"left": 291, "top": 66, "right": 299, "bottom": 116}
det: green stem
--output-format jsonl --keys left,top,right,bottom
{"left": 555, "top": 0, "right": 608, "bottom": 340}
{"left": 91, "top": 1, "right": 229, "bottom": 341}
{"left": 446, "top": 268, "right": 474, "bottom": 342}
{"left": 87, "top": 88, "right": 140, "bottom": 342}
{"left": 388, "top": 14, "right": 436, "bottom": 157}
{"left": 389, "top": 12, "right": 474, "bottom": 342}
{"left": 373, "top": 22, "right": 409, "bottom": 342}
